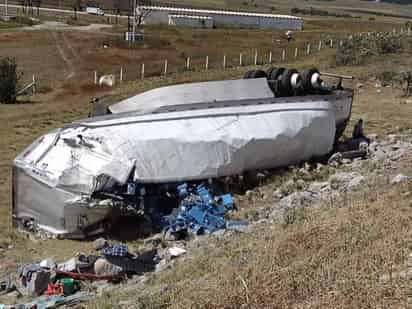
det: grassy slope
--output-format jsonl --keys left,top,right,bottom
{"left": 92, "top": 180, "right": 412, "bottom": 308}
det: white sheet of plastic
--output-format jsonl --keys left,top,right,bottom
{"left": 108, "top": 78, "right": 274, "bottom": 114}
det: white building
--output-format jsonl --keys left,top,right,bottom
{"left": 137, "top": 6, "right": 303, "bottom": 30}
{"left": 168, "top": 14, "right": 214, "bottom": 28}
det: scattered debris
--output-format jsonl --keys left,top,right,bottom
{"left": 168, "top": 247, "right": 187, "bottom": 258}
{"left": 98, "top": 74, "right": 115, "bottom": 87}
{"left": 162, "top": 183, "right": 237, "bottom": 238}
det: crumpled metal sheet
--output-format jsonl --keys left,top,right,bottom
{"left": 13, "top": 100, "right": 336, "bottom": 235}
{"left": 108, "top": 78, "right": 274, "bottom": 114}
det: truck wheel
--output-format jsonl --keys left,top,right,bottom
{"left": 268, "top": 67, "right": 285, "bottom": 81}
{"left": 302, "top": 68, "right": 321, "bottom": 94}
{"left": 244, "top": 70, "right": 267, "bottom": 79}
{"left": 243, "top": 70, "right": 254, "bottom": 79}
{"left": 281, "top": 69, "right": 302, "bottom": 96}
{"left": 266, "top": 67, "right": 277, "bottom": 79}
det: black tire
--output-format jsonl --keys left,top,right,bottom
{"left": 281, "top": 68, "right": 301, "bottom": 96}
{"left": 243, "top": 70, "right": 254, "bottom": 79}
{"left": 302, "top": 68, "right": 320, "bottom": 94}
{"left": 248, "top": 69, "right": 267, "bottom": 79}
{"left": 266, "top": 67, "right": 277, "bottom": 79}
{"left": 268, "top": 67, "right": 285, "bottom": 81}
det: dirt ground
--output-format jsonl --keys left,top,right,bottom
{"left": 0, "top": 14, "right": 412, "bottom": 307}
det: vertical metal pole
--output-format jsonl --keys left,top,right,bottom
{"left": 120, "top": 67, "right": 123, "bottom": 82}
{"left": 318, "top": 40, "right": 322, "bottom": 51}
{"left": 269, "top": 51, "right": 272, "bottom": 64}
{"left": 164, "top": 59, "right": 168, "bottom": 75}
{"left": 141, "top": 63, "right": 145, "bottom": 79}
{"left": 254, "top": 50, "right": 258, "bottom": 65}
{"left": 330, "top": 39, "right": 333, "bottom": 48}
{"left": 94, "top": 71, "right": 97, "bottom": 84}
{"left": 339, "top": 40, "right": 343, "bottom": 47}
{"left": 306, "top": 44, "right": 311, "bottom": 55}
{"left": 294, "top": 47, "right": 298, "bottom": 58}
{"left": 5, "top": 0, "right": 8, "bottom": 16}
{"left": 205, "top": 56, "right": 209, "bottom": 70}
{"left": 282, "top": 49, "right": 285, "bottom": 61}
{"left": 223, "top": 54, "right": 226, "bottom": 69}
{"left": 186, "top": 57, "right": 190, "bottom": 70}
{"left": 239, "top": 53, "right": 243, "bottom": 66}
{"left": 408, "top": 27, "right": 411, "bottom": 36}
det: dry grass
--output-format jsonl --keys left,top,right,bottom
{"left": 87, "top": 178, "right": 412, "bottom": 308}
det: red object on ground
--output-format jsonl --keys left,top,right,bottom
{"left": 46, "top": 283, "right": 64, "bottom": 295}
{"left": 56, "top": 270, "right": 125, "bottom": 281}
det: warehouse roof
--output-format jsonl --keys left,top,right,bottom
{"left": 138, "top": 5, "right": 303, "bottom": 20}
{"left": 169, "top": 14, "right": 213, "bottom": 20}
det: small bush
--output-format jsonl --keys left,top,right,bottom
{"left": 0, "top": 57, "right": 21, "bottom": 104}
{"left": 336, "top": 33, "right": 404, "bottom": 66}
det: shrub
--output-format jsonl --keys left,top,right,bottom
{"left": 336, "top": 33, "right": 404, "bottom": 66}
{"left": 0, "top": 57, "right": 21, "bottom": 104}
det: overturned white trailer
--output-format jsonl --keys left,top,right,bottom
{"left": 12, "top": 68, "right": 353, "bottom": 238}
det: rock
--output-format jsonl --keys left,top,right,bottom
{"left": 367, "top": 134, "right": 378, "bottom": 141}
{"left": 279, "top": 191, "right": 315, "bottom": 209}
{"left": 347, "top": 175, "right": 365, "bottom": 191}
{"left": 390, "top": 174, "right": 409, "bottom": 185}
{"left": 329, "top": 172, "right": 363, "bottom": 190}
{"left": 93, "top": 238, "right": 108, "bottom": 250}
{"left": 245, "top": 190, "right": 254, "bottom": 200}
{"left": 371, "top": 149, "right": 386, "bottom": 161}
{"left": 296, "top": 179, "right": 306, "bottom": 190}
{"left": 308, "top": 181, "right": 330, "bottom": 194}
{"left": 272, "top": 189, "right": 283, "bottom": 199}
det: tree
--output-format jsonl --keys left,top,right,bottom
{"left": 0, "top": 57, "right": 21, "bottom": 104}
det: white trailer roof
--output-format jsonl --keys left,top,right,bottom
{"left": 109, "top": 78, "right": 275, "bottom": 114}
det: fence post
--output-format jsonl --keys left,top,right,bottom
{"left": 94, "top": 71, "right": 97, "bottom": 84}
{"left": 186, "top": 57, "right": 190, "bottom": 70}
{"left": 141, "top": 63, "right": 145, "bottom": 80}
{"left": 254, "top": 50, "right": 258, "bottom": 65}
{"left": 32, "top": 75, "right": 36, "bottom": 94}
{"left": 223, "top": 54, "right": 226, "bottom": 69}
{"left": 269, "top": 51, "right": 272, "bottom": 64}
{"left": 306, "top": 43, "right": 311, "bottom": 55}
{"left": 282, "top": 49, "right": 285, "bottom": 61}
{"left": 120, "top": 67, "right": 123, "bottom": 82}
{"left": 294, "top": 47, "right": 298, "bottom": 58}
{"left": 239, "top": 53, "right": 243, "bottom": 66}
{"left": 205, "top": 56, "right": 209, "bottom": 70}
{"left": 318, "top": 40, "right": 322, "bottom": 51}
{"left": 164, "top": 59, "right": 168, "bottom": 75}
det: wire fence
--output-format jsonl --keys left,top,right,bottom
{"left": 93, "top": 27, "right": 411, "bottom": 85}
